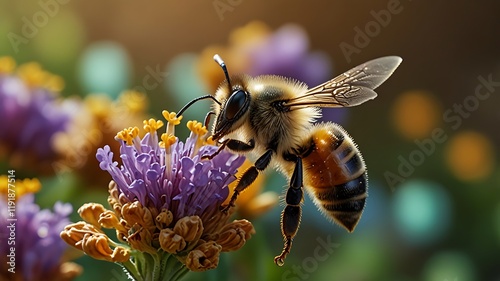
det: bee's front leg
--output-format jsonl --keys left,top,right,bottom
{"left": 202, "top": 138, "right": 255, "bottom": 160}
{"left": 221, "top": 146, "right": 273, "bottom": 213}
{"left": 203, "top": 111, "right": 215, "bottom": 128}
{"left": 275, "top": 155, "right": 303, "bottom": 266}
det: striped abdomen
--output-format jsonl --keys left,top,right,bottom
{"left": 302, "top": 122, "right": 367, "bottom": 232}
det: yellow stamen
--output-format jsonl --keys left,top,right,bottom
{"left": 160, "top": 133, "right": 177, "bottom": 178}
{"left": 0, "top": 56, "right": 16, "bottom": 74}
{"left": 187, "top": 120, "right": 209, "bottom": 154}
{"left": 160, "top": 133, "right": 177, "bottom": 149}
{"left": 162, "top": 110, "right": 182, "bottom": 125}
{"left": 115, "top": 127, "right": 139, "bottom": 145}
{"left": 143, "top": 118, "right": 164, "bottom": 134}
{"left": 187, "top": 120, "right": 208, "bottom": 136}
{"left": 162, "top": 110, "right": 182, "bottom": 136}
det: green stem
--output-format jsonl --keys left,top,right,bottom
{"left": 152, "top": 252, "right": 161, "bottom": 281}
{"left": 120, "top": 251, "right": 156, "bottom": 281}
{"left": 123, "top": 251, "right": 189, "bottom": 281}
{"left": 157, "top": 252, "right": 189, "bottom": 281}
{"left": 119, "top": 259, "right": 143, "bottom": 281}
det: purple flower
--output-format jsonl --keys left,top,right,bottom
{"left": 96, "top": 116, "right": 244, "bottom": 222}
{"left": 0, "top": 183, "right": 81, "bottom": 281}
{"left": 62, "top": 111, "right": 255, "bottom": 279}
{"left": 245, "top": 23, "right": 333, "bottom": 87}
{"left": 0, "top": 57, "right": 72, "bottom": 173}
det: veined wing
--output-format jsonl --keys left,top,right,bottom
{"left": 284, "top": 56, "right": 402, "bottom": 110}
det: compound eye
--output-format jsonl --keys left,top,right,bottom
{"left": 225, "top": 90, "right": 247, "bottom": 119}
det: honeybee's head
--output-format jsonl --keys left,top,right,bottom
{"left": 175, "top": 54, "right": 251, "bottom": 142}
{"left": 212, "top": 81, "right": 250, "bottom": 141}
{"left": 211, "top": 55, "right": 251, "bottom": 141}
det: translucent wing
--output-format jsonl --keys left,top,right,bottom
{"left": 284, "top": 56, "right": 402, "bottom": 109}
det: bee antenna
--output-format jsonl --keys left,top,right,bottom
{"left": 213, "top": 54, "right": 232, "bottom": 92}
{"left": 176, "top": 94, "right": 221, "bottom": 118}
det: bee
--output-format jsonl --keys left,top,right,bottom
{"left": 177, "top": 54, "right": 402, "bottom": 266}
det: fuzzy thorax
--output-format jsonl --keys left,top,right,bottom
{"left": 213, "top": 74, "right": 321, "bottom": 157}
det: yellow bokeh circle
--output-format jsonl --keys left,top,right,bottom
{"left": 445, "top": 131, "right": 495, "bottom": 182}
{"left": 392, "top": 90, "right": 441, "bottom": 140}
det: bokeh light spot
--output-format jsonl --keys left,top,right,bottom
{"left": 422, "top": 251, "right": 476, "bottom": 281}
{"left": 78, "top": 41, "right": 132, "bottom": 99}
{"left": 445, "top": 130, "right": 495, "bottom": 182}
{"left": 392, "top": 180, "right": 452, "bottom": 246}
{"left": 33, "top": 10, "right": 85, "bottom": 66}
{"left": 164, "top": 53, "right": 208, "bottom": 123}
{"left": 315, "top": 234, "right": 390, "bottom": 281}
{"left": 0, "top": 13, "right": 16, "bottom": 54}
{"left": 392, "top": 90, "right": 441, "bottom": 140}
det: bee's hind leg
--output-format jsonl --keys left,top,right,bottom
{"left": 275, "top": 156, "right": 303, "bottom": 266}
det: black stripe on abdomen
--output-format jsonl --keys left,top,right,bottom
{"left": 315, "top": 173, "right": 368, "bottom": 232}
{"left": 315, "top": 173, "right": 367, "bottom": 201}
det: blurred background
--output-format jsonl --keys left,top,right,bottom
{"left": 1, "top": 0, "right": 499, "bottom": 280}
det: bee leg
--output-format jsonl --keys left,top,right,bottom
{"left": 203, "top": 111, "right": 215, "bottom": 128}
{"left": 275, "top": 156, "right": 303, "bottom": 266}
{"left": 221, "top": 148, "right": 273, "bottom": 213}
{"left": 202, "top": 139, "right": 229, "bottom": 160}
{"left": 202, "top": 138, "right": 255, "bottom": 160}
